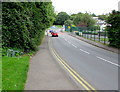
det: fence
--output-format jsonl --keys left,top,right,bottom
{"left": 65, "top": 26, "right": 109, "bottom": 44}
{"left": 7, "top": 49, "right": 23, "bottom": 57}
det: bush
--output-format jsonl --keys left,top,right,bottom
{"left": 2, "top": 2, "right": 55, "bottom": 52}
{"left": 106, "top": 10, "right": 120, "bottom": 48}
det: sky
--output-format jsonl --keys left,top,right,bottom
{"left": 51, "top": 0, "right": 120, "bottom": 15}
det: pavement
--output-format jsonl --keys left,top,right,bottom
{"left": 67, "top": 32, "right": 118, "bottom": 54}
{"left": 25, "top": 36, "right": 79, "bottom": 90}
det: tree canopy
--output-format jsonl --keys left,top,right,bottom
{"left": 73, "top": 13, "right": 96, "bottom": 27}
{"left": 106, "top": 10, "right": 120, "bottom": 48}
{"left": 54, "top": 12, "right": 70, "bottom": 25}
{"left": 2, "top": 2, "right": 55, "bottom": 51}
{"left": 64, "top": 19, "right": 73, "bottom": 26}
{"left": 98, "top": 14, "right": 108, "bottom": 20}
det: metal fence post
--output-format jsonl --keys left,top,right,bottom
{"left": 94, "top": 29, "right": 95, "bottom": 41}
{"left": 104, "top": 29, "right": 106, "bottom": 44}
{"left": 99, "top": 29, "right": 100, "bottom": 42}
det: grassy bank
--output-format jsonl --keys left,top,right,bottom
{"left": 2, "top": 56, "right": 30, "bottom": 91}
{"left": 55, "top": 25, "right": 62, "bottom": 28}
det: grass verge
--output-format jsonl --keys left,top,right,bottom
{"left": 2, "top": 56, "right": 30, "bottom": 91}
{"left": 55, "top": 25, "right": 62, "bottom": 28}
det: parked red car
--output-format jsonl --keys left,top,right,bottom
{"left": 51, "top": 31, "right": 58, "bottom": 37}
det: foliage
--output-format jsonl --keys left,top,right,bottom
{"left": 106, "top": 10, "right": 120, "bottom": 48}
{"left": 98, "top": 14, "right": 108, "bottom": 20}
{"left": 2, "top": 56, "right": 30, "bottom": 90}
{"left": 73, "top": 13, "right": 96, "bottom": 27}
{"left": 54, "top": 12, "right": 70, "bottom": 25}
{"left": 2, "top": 2, "right": 55, "bottom": 52}
{"left": 55, "top": 25, "right": 62, "bottom": 28}
{"left": 64, "top": 19, "right": 73, "bottom": 26}
{"left": 70, "top": 14, "right": 77, "bottom": 21}
{"left": 91, "top": 13, "right": 97, "bottom": 17}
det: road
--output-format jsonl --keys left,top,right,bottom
{"left": 49, "top": 32, "right": 118, "bottom": 90}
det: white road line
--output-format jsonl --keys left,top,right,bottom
{"left": 96, "top": 56, "right": 120, "bottom": 67}
{"left": 65, "top": 39, "right": 67, "bottom": 41}
{"left": 79, "top": 49, "right": 90, "bottom": 54}
{"left": 72, "top": 44, "right": 77, "bottom": 48}
{"left": 68, "top": 41, "right": 71, "bottom": 44}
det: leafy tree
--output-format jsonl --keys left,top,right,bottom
{"left": 91, "top": 13, "right": 97, "bottom": 17}
{"left": 54, "top": 12, "right": 69, "bottom": 25}
{"left": 73, "top": 13, "right": 96, "bottom": 27}
{"left": 64, "top": 19, "right": 73, "bottom": 26}
{"left": 106, "top": 10, "right": 120, "bottom": 48}
{"left": 98, "top": 14, "right": 108, "bottom": 20}
{"left": 70, "top": 14, "right": 77, "bottom": 21}
{"left": 2, "top": 2, "right": 55, "bottom": 51}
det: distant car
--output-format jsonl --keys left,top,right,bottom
{"left": 51, "top": 31, "right": 58, "bottom": 37}
{"left": 49, "top": 30, "right": 53, "bottom": 33}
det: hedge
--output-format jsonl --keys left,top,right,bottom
{"left": 2, "top": 2, "right": 55, "bottom": 52}
{"left": 106, "top": 10, "right": 120, "bottom": 48}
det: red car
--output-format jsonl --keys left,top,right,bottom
{"left": 51, "top": 31, "right": 58, "bottom": 37}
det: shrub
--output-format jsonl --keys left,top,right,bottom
{"left": 106, "top": 10, "right": 120, "bottom": 48}
{"left": 2, "top": 2, "right": 55, "bottom": 52}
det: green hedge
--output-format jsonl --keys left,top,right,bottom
{"left": 2, "top": 2, "right": 55, "bottom": 51}
{"left": 106, "top": 10, "right": 120, "bottom": 48}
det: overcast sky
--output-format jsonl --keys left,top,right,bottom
{"left": 51, "top": 0, "right": 120, "bottom": 15}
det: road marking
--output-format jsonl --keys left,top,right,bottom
{"left": 51, "top": 47, "right": 96, "bottom": 91}
{"left": 65, "top": 39, "right": 67, "bottom": 41}
{"left": 68, "top": 41, "right": 71, "bottom": 44}
{"left": 80, "top": 49, "right": 90, "bottom": 54}
{"left": 72, "top": 44, "right": 77, "bottom": 48}
{"left": 49, "top": 38, "right": 96, "bottom": 91}
{"left": 96, "top": 56, "right": 120, "bottom": 67}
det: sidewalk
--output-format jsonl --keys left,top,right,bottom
{"left": 25, "top": 36, "right": 79, "bottom": 90}
{"left": 67, "top": 32, "right": 118, "bottom": 54}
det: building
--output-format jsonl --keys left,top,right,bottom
{"left": 92, "top": 17, "right": 107, "bottom": 31}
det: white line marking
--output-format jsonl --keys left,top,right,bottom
{"left": 96, "top": 56, "right": 120, "bottom": 67}
{"left": 79, "top": 49, "right": 90, "bottom": 54}
{"left": 68, "top": 41, "right": 71, "bottom": 44}
{"left": 72, "top": 44, "right": 77, "bottom": 48}
{"left": 65, "top": 39, "right": 67, "bottom": 41}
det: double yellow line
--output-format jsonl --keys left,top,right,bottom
{"left": 50, "top": 47, "right": 97, "bottom": 92}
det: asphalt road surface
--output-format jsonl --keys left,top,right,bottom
{"left": 50, "top": 32, "right": 118, "bottom": 90}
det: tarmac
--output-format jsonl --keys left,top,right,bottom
{"left": 25, "top": 32, "right": 119, "bottom": 90}
{"left": 25, "top": 36, "right": 80, "bottom": 90}
{"left": 67, "top": 32, "right": 118, "bottom": 54}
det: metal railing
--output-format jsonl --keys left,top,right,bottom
{"left": 7, "top": 49, "right": 23, "bottom": 57}
{"left": 66, "top": 26, "right": 109, "bottom": 44}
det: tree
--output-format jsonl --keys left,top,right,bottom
{"left": 91, "top": 13, "right": 97, "bottom": 17}
{"left": 98, "top": 14, "right": 108, "bottom": 20}
{"left": 2, "top": 2, "right": 55, "bottom": 51}
{"left": 54, "top": 12, "right": 69, "bottom": 25}
{"left": 70, "top": 14, "right": 77, "bottom": 21}
{"left": 73, "top": 13, "right": 96, "bottom": 27}
{"left": 106, "top": 10, "right": 120, "bottom": 48}
{"left": 64, "top": 19, "right": 73, "bottom": 26}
